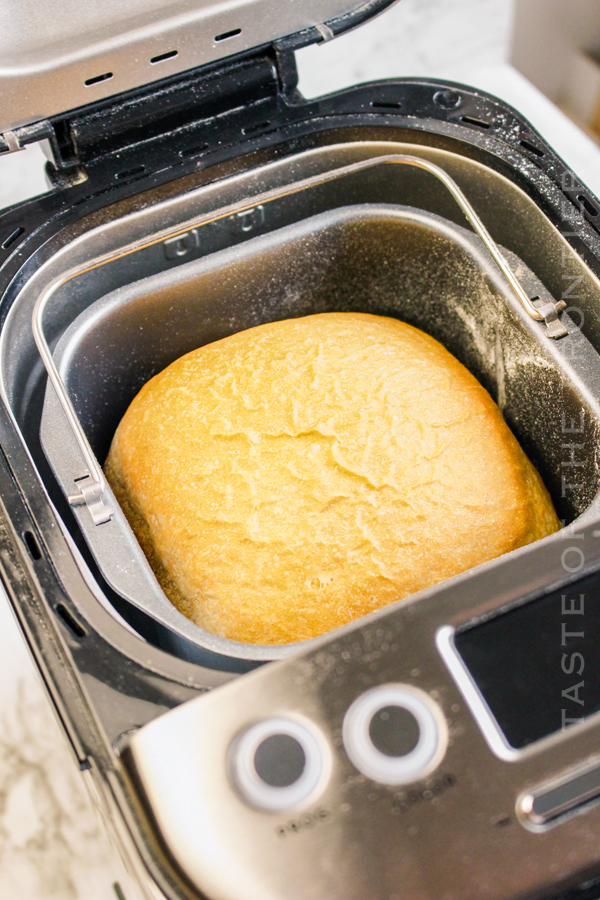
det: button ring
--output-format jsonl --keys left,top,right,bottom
{"left": 342, "top": 684, "right": 447, "bottom": 785}
{"left": 229, "top": 717, "right": 327, "bottom": 812}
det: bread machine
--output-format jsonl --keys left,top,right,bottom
{"left": 3, "top": 1, "right": 600, "bottom": 898}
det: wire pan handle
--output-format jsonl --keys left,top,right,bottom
{"left": 32, "top": 153, "right": 568, "bottom": 525}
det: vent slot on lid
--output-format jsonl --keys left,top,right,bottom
{"left": 150, "top": 50, "right": 178, "bottom": 64}
{"left": 85, "top": 72, "right": 113, "bottom": 86}
{"left": 215, "top": 28, "right": 241, "bottom": 42}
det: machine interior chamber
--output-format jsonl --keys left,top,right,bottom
{"left": 4, "top": 137, "right": 600, "bottom": 670}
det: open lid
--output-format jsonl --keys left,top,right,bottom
{"left": 0, "top": 0, "right": 398, "bottom": 135}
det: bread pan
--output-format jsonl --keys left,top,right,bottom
{"left": 39, "top": 198, "right": 600, "bottom": 670}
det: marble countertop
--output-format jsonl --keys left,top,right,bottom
{"left": 0, "top": 598, "right": 140, "bottom": 900}
{"left": 2, "top": 2, "right": 600, "bottom": 897}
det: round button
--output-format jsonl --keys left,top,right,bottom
{"left": 368, "top": 705, "right": 420, "bottom": 757}
{"left": 342, "top": 684, "right": 446, "bottom": 785}
{"left": 229, "top": 717, "right": 326, "bottom": 812}
{"left": 253, "top": 733, "right": 306, "bottom": 787}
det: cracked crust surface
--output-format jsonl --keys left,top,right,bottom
{"left": 104, "top": 312, "right": 561, "bottom": 644}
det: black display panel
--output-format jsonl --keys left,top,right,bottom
{"left": 454, "top": 571, "right": 600, "bottom": 749}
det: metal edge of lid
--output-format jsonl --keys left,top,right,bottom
{"left": 0, "top": 0, "right": 400, "bottom": 137}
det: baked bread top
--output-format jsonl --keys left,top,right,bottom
{"left": 105, "top": 312, "right": 561, "bottom": 644}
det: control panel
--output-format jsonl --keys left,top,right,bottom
{"left": 128, "top": 537, "right": 600, "bottom": 900}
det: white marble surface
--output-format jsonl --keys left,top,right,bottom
{"left": 0, "top": 596, "right": 138, "bottom": 899}
{"left": 296, "top": 0, "right": 516, "bottom": 96}
{"left": 0, "top": 142, "right": 49, "bottom": 210}
{"left": 2, "top": 1, "right": 600, "bottom": 897}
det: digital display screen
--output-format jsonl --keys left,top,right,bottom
{"left": 454, "top": 571, "right": 600, "bottom": 749}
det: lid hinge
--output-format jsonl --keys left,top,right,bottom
{"left": 0, "top": 120, "right": 57, "bottom": 155}
{"left": 2, "top": 47, "right": 299, "bottom": 187}
{"left": 274, "top": 48, "right": 300, "bottom": 97}
{"left": 41, "top": 49, "right": 291, "bottom": 185}
{"left": 0, "top": 119, "right": 87, "bottom": 187}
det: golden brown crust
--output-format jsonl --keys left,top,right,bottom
{"left": 105, "top": 313, "right": 561, "bottom": 644}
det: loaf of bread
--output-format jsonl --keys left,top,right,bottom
{"left": 105, "top": 313, "right": 561, "bottom": 644}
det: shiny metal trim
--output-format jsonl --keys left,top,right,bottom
{"left": 517, "top": 755, "right": 600, "bottom": 831}
{"left": 228, "top": 716, "right": 330, "bottom": 812}
{"left": 32, "top": 275, "right": 114, "bottom": 523}
{"left": 315, "top": 23, "right": 335, "bottom": 41}
{"left": 32, "top": 152, "right": 563, "bottom": 526}
{"left": 0, "top": 130, "right": 22, "bottom": 154}
{"left": 341, "top": 683, "right": 447, "bottom": 784}
{"left": 437, "top": 625, "right": 600, "bottom": 763}
{"left": 436, "top": 625, "right": 521, "bottom": 762}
